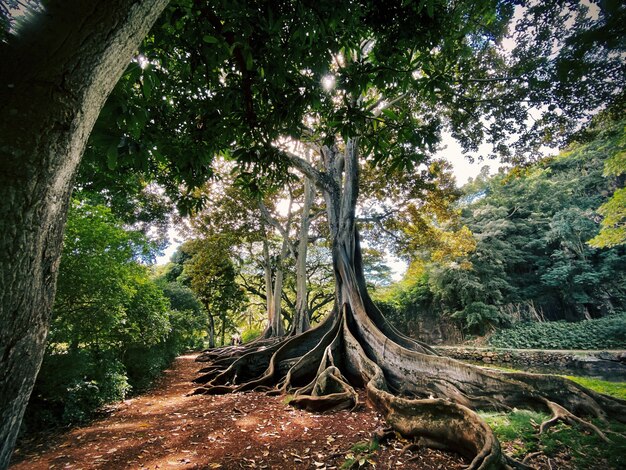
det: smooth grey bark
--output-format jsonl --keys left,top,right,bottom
{"left": 259, "top": 198, "right": 295, "bottom": 337}
{"left": 261, "top": 226, "right": 276, "bottom": 337}
{"left": 0, "top": 1, "right": 168, "bottom": 467}
{"left": 292, "top": 175, "right": 315, "bottom": 334}
{"left": 271, "top": 236, "right": 289, "bottom": 336}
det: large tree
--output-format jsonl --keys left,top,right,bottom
{"left": 1, "top": 1, "right": 625, "bottom": 468}
{"left": 190, "top": 1, "right": 626, "bottom": 468}
{"left": 0, "top": 1, "right": 168, "bottom": 466}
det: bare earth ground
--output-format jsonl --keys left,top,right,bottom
{"left": 10, "top": 353, "right": 467, "bottom": 470}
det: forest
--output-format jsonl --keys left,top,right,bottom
{"left": 1, "top": 1, "right": 625, "bottom": 469}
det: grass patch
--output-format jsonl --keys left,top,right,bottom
{"left": 477, "top": 363, "right": 626, "bottom": 400}
{"left": 481, "top": 409, "right": 626, "bottom": 468}
{"left": 481, "top": 410, "right": 546, "bottom": 457}
{"left": 564, "top": 376, "right": 626, "bottom": 400}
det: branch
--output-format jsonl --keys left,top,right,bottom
{"left": 358, "top": 214, "right": 402, "bottom": 242}
{"left": 466, "top": 76, "right": 524, "bottom": 83}
{"left": 258, "top": 200, "right": 297, "bottom": 259}
{"left": 281, "top": 149, "right": 334, "bottom": 193}
{"left": 369, "top": 92, "right": 410, "bottom": 117}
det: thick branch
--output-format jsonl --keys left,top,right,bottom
{"left": 282, "top": 149, "right": 334, "bottom": 194}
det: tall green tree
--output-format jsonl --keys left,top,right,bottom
{"left": 27, "top": 199, "right": 179, "bottom": 429}
{"left": 390, "top": 117, "right": 626, "bottom": 335}
{"left": 190, "top": 2, "right": 626, "bottom": 468}
{"left": 2, "top": 1, "right": 625, "bottom": 468}
{"left": 51, "top": 200, "right": 167, "bottom": 350}
{"left": 176, "top": 238, "right": 246, "bottom": 348}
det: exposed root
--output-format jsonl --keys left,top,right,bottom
{"left": 522, "top": 451, "right": 543, "bottom": 464}
{"left": 540, "top": 399, "right": 610, "bottom": 442}
{"left": 504, "top": 454, "right": 535, "bottom": 470}
{"left": 191, "top": 292, "right": 626, "bottom": 469}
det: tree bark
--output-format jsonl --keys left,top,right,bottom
{"left": 292, "top": 175, "right": 314, "bottom": 334}
{"left": 0, "top": 1, "right": 168, "bottom": 467}
{"left": 261, "top": 224, "right": 276, "bottom": 337}
{"left": 207, "top": 312, "right": 216, "bottom": 349}
{"left": 221, "top": 310, "right": 226, "bottom": 347}
{"left": 271, "top": 237, "right": 289, "bottom": 336}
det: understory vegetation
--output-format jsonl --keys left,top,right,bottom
{"left": 481, "top": 409, "right": 626, "bottom": 469}
{"left": 22, "top": 200, "right": 208, "bottom": 431}
{"left": 488, "top": 313, "right": 626, "bottom": 350}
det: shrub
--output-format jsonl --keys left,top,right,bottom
{"left": 488, "top": 313, "right": 626, "bottom": 349}
{"left": 452, "top": 301, "right": 510, "bottom": 336}
{"left": 241, "top": 326, "right": 263, "bottom": 343}
{"left": 24, "top": 351, "right": 131, "bottom": 429}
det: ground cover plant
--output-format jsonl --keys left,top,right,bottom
{"left": 489, "top": 313, "right": 626, "bottom": 350}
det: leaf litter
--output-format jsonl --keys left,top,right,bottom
{"left": 10, "top": 353, "right": 466, "bottom": 469}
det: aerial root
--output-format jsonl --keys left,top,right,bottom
{"left": 195, "top": 337, "right": 282, "bottom": 362}
{"left": 191, "top": 383, "right": 237, "bottom": 395}
{"left": 540, "top": 399, "right": 610, "bottom": 443}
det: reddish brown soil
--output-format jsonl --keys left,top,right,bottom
{"left": 10, "top": 353, "right": 467, "bottom": 470}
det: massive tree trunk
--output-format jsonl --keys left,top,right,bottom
{"left": 194, "top": 137, "right": 626, "bottom": 468}
{"left": 0, "top": 1, "right": 168, "bottom": 467}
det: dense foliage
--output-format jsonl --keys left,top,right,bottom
{"left": 488, "top": 313, "right": 626, "bottom": 350}
{"left": 23, "top": 201, "right": 207, "bottom": 430}
{"left": 379, "top": 119, "right": 626, "bottom": 339}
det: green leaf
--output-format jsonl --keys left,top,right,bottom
{"left": 106, "top": 144, "right": 118, "bottom": 170}
{"left": 381, "top": 108, "right": 398, "bottom": 120}
{"left": 142, "top": 75, "right": 153, "bottom": 100}
{"left": 202, "top": 35, "right": 218, "bottom": 44}
{"left": 244, "top": 50, "right": 254, "bottom": 70}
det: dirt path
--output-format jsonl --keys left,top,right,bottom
{"left": 10, "top": 353, "right": 466, "bottom": 470}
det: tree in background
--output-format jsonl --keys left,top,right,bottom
{"left": 166, "top": 238, "right": 247, "bottom": 348}
{"left": 385, "top": 117, "right": 626, "bottom": 337}
{"left": 589, "top": 119, "right": 626, "bottom": 248}
{"left": 2, "top": 1, "right": 626, "bottom": 467}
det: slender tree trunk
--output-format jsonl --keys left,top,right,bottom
{"left": 271, "top": 238, "right": 289, "bottom": 336}
{"left": 221, "top": 311, "right": 226, "bottom": 346}
{"left": 292, "top": 175, "right": 314, "bottom": 334}
{"left": 261, "top": 227, "right": 276, "bottom": 336}
{"left": 0, "top": 2, "right": 168, "bottom": 467}
{"left": 207, "top": 313, "right": 215, "bottom": 349}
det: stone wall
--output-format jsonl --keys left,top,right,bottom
{"left": 434, "top": 346, "right": 626, "bottom": 380}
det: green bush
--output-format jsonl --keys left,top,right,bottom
{"left": 452, "top": 301, "right": 510, "bottom": 336}
{"left": 241, "top": 325, "right": 263, "bottom": 343}
{"left": 24, "top": 351, "right": 131, "bottom": 429}
{"left": 488, "top": 313, "right": 626, "bottom": 349}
